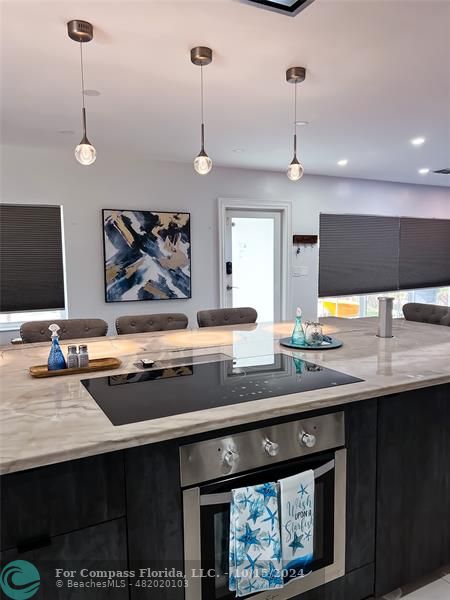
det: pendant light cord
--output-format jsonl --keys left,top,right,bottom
{"left": 293, "top": 81, "right": 298, "bottom": 156}
{"left": 200, "top": 64, "right": 205, "bottom": 149}
{"left": 79, "top": 41, "right": 87, "bottom": 136}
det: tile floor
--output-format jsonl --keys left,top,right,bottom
{"left": 380, "top": 566, "right": 450, "bottom": 599}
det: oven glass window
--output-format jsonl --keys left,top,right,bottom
{"left": 199, "top": 453, "right": 335, "bottom": 599}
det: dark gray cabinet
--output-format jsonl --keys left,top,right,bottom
{"left": 126, "top": 441, "right": 184, "bottom": 600}
{"left": 0, "top": 452, "right": 126, "bottom": 551}
{"left": 375, "top": 384, "right": 450, "bottom": 596}
{"left": 345, "top": 400, "right": 377, "bottom": 573}
{"left": 0, "top": 519, "right": 128, "bottom": 599}
{"left": 292, "top": 564, "right": 374, "bottom": 600}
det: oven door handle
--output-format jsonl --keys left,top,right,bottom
{"left": 199, "top": 458, "right": 335, "bottom": 506}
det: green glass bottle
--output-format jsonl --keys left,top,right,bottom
{"left": 291, "top": 307, "right": 306, "bottom": 346}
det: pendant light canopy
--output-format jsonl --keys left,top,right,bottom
{"left": 191, "top": 46, "right": 213, "bottom": 175}
{"left": 286, "top": 66, "right": 306, "bottom": 181}
{"left": 67, "top": 20, "right": 96, "bottom": 166}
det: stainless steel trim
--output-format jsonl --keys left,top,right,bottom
{"left": 180, "top": 412, "right": 345, "bottom": 487}
{"left": 199, "top": 459, "right": 336, "bottom": 506}
{"left": 327, "top": 448, "right": 347, "bottom": 580}
{"left": 182, "top": 487, "right": 202, "bottom": 600}
{"left": 200, "top": 492, "right": 233, "bottom": 506}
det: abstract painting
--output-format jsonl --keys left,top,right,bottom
{"left": 102, "top": 209, "right": 191, "bottom": 302}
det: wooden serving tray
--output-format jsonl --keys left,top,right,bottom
{"left": 29, "top": 357, "right": 122, "bottom": 378}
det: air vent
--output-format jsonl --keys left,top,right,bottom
{"left": 433, "top": 168, "right": 450, "bottom": 175}
{"left": 242, "top": 0, "right": 316, "bottom": 16}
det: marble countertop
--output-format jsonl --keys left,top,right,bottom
{"left": 1, "top": 317, "right": 450, "bottom": 475}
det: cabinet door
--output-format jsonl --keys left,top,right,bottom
{"left": 1, "top": 452, "right": 125, "bottom": 551}
{"left": 291, "top": 563, "right": 374, "bottom": 600}
{"left": 126, "top": 440, "right": 184, "bottom": 600}
{"left": 0, "top": 519, "right": 129, "bottom": 599}
{"left": 345, "top": 400, "right": 377, "bottom": 573}
{"left": 376, "top": 384, "right": 450, "bottom": 596}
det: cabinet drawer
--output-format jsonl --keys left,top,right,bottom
{"left": 1, "top": 452, "right": 125, "bottom": 551}
{"left": 0, "top": 518, "right": 128, "bottom": 599}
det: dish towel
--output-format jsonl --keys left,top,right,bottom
{"left": 279, "top": 469, "right": 315, "bottom": 582}
{"left": 229, "top": 482, "right": 284, "bottom": 597}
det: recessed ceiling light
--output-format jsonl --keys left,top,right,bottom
{"left": 295, "top": 120, "right": 309, "bottom": 126}
{"left": 418, "top": 168, "right": 430, "bottom": 175}
{"left": 411, "top": 137, "right": 425, "bottom": 146}
{"left": 232, "top": 148, "right": 245, "bottom": 153}
{"left": 84, "top": 89, "right": 101, "bottom": 96}
{"left": 337, "top": 159, "right": 348, "bottom": 166}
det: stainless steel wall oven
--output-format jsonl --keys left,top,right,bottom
{"left": 180, "top": 412, "right": 346, "bottom": 600}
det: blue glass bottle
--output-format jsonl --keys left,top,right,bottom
{"left": 47, "top": 324, "right": 67, "bottom": 371}
{"left": 291, "top": 307, "right": 306, "bottom": 346}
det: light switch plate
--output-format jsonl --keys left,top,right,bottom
{"left": 293, "top": 266, "right": 309, "bottom": 277}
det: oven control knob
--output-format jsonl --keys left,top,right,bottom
{"left": 223, "top": 449, "right": 239, "bottom": 467}
{"left": 300, "top": 432, "right": 317, "bottom": 448}
{"left": 264, "top": 439, "right": 279, "bottom": 457}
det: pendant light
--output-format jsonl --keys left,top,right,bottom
{"left": 286, "top": 66, "right": 306, "bottom": 181}
{"left": 67, "top": 20, "right": 96, "bottom": 166}
{"left": 191, "top": 46, "right": 213, "bottom": 175}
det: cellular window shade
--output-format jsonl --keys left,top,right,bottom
{"left": 319, "top": 214, "right": 400, "bottom": 297}
{"left": 0, "top": 205, "right": 65, "bottom": 312}
{"left": 399, "top": 217, "right": 450, "bottom": 290}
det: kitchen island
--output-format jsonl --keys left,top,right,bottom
{"left": 1, "top": 318, "right": 449, "bottom": 599}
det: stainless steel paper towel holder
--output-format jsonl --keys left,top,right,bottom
{"left": 377, "top": 297, "right": 394, "bottom": 338}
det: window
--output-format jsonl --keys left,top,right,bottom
{"left": 0, "top": 310, "right": 67, "bottom": 332}
{"left": 319, "top": 286, "right": 450, "bottom": 319}
{"left": 0, "top": 205, "right": 66, "bottom": 329}
{"left": 319, "top": 214, "right": 450, "bottom": 298}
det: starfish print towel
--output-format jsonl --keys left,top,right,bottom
{"left": 279, "top": 469, "right": 314, "bottom": 582}
{"left": 229, "top": 482, "right": 283, "bottom": 597}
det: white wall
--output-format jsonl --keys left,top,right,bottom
{"left": 1, "top": 144, "right": 449, "bottom": 344}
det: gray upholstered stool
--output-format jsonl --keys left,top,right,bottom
{"left": 197, "top": 307, "right": 257, "bottom": 328}
{"left": 20, "top": 318, "right": 108, "bottom": 343}
{"left": 403, "top": 303, "right": 450, "bottom": 326}
{"left": 115, "top": 313, "right": 188, "bottom": 335}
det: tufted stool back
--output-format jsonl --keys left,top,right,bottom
{"left": 20, "top": 318, "right": 108, "bottom": 343}
{"left": 402, "top": 303, "right": 450, "bottom": 327}
{"left": 197, "top": 307, "right": 257, "bottom": 328}
{"left": 115, "top": 313, "right": 188, "bottom": 335}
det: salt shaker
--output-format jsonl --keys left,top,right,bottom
{"left": 78, "top": 344, "right": 89, "bottom": 368}
{"left": 66, "top": 345, "right": 79, "bottom": 369}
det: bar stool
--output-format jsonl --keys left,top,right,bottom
{"left": 115, "top": 313, "right": 188, "bottom": 335}
{"left": 197, "top": 307, "right": 257, "bottom": 328}
{"left": 20, "top": 318, "right": 108, "bottom": 343}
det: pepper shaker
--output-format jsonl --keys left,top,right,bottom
{"left": 78, "top": 344, "right": 90, "bottom": 368}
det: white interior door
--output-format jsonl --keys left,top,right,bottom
{"left": 224, "top": 210, "right": 282, "bottom": 323}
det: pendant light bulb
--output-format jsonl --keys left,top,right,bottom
{"left": 191, "top": 47, "right": 213, "bottom": 176}
{"left": 194, "top": 150, "right": 212, "bottom": 175}
{"left": 287, "top": 157, "right": 304, "bottom": 181}
{"left": 75, "top": 107, "right": 96, "bottom": 165}
{"left": 75, "top": 140, "right": 97, "bottom": 165}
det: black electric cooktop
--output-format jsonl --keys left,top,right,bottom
{"left": 81, "top": 354, "right": 363, "bottom": 426}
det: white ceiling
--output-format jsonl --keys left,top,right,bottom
{"left": 1, "top": 0, "right": 449, "bottom": 186}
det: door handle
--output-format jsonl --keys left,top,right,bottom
{"left": 226, "top": 285, "right": 239, "bottom": 291}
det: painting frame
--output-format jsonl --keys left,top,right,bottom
{"left": 102, "top": 208, "right": 192, "bottom": 303}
